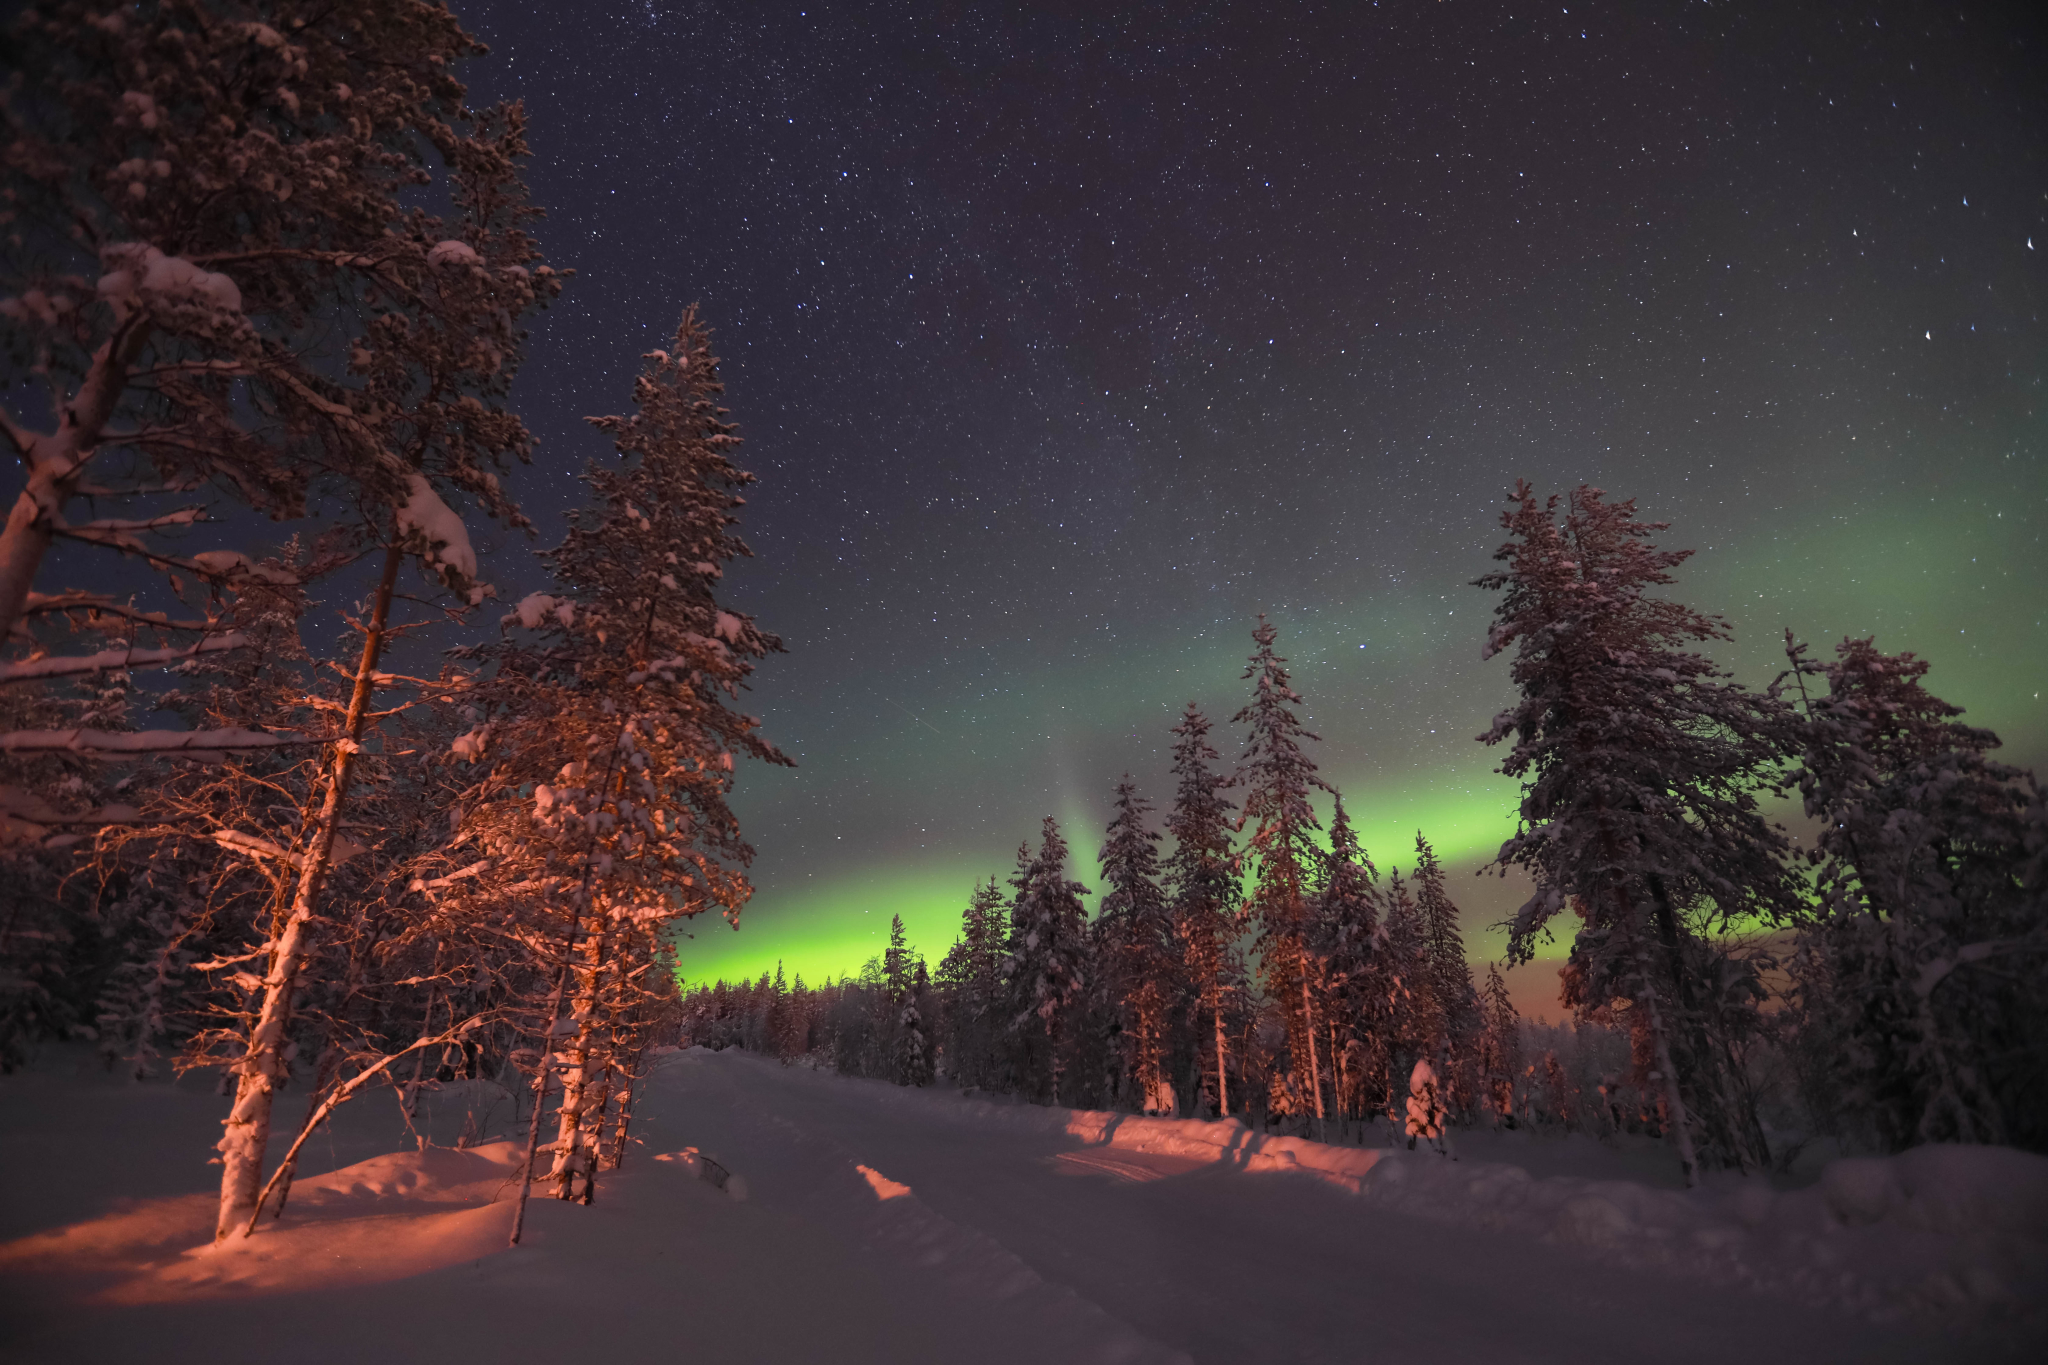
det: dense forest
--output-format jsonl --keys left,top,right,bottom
{"left": 685, "top": 486, "right": 2048, "bottom": 1183}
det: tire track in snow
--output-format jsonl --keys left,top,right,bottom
{"left": 654, "top": 1052, "right": 1192, "bottom": 1365}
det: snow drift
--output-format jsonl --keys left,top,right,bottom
{"left": 808, "top": 1060, "right": 2048, "bottom": 1330}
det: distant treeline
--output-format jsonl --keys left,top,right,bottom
{"left": 684, "top": 486, "right": 2048, "bottom": 1179}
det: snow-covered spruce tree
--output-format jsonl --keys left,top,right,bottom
{"left": 761, "top": 962, "right": 790, "bottom": 1059}
{"left": 1477, "top": 963, "right": 1521, "bottom": 1128}
{"left": 1234, "top": 617, "right": 1335, "bottom": 1131}
{"left": 878, "top": 913, "right": 911, "bottom": 1069}
{"left": 444, "top": 311, "right": 787, "bottom": 1228}
{"left": 1412, "top": 832, "right": 1481, "bottom": 1115}
{"left": 1164, "top": 703, "right": 1241, "bottom": 1116}
{"left": 884, "top": 913, "right": 912, "bottom": 1001}
{"left": 1783, "top": 633, "right": 2048, "bottom": 1151}
{"left": 1476, "top": 482, "right": 1802, "bottom": 1183}
{"left": 936, "top": 876, "right": 1008, "bottom": 1089}
{"left": 1405, "top": 1057, "right": 1447, "bottom": 1153}
{"left": 895, "top": 958, "right": 935, "bottom": 1088}
{"left": 1376, "top": 867, "right": 1440, "bottom": 1120}
{"left": 778, "top": 970, "right": 812, "bottom": 1060}
{"left": 826, "top": 957, "right": 886, "bottom": 1076}
{"left": 1309, "top": 796, "right": 1380, "bottom": 1124}
{"left": 1097, "top": 777, "right": 1178, "bottom": 1113}
{"left": 88, "top": 879, "right": 203, "bottom": 1079}
{"left": 1002, "top": 817, "right": 1091, "bottom": 1104}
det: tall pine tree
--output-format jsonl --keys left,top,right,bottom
{"left": 1165, "top": 704, "right": 1241, "bottom": 1117}
{"left": 937, "top": 878, "right": 1009, "bottom": 1088}
{"left": 1002, "top": 818, "right": 1091, "bottom": 1104}
{"left": 1097, "top": 777, "right": 1178, "bottom": 1113}
{"left": 1412, "top": 832, "right": 1481, "bottom": 1114}
{"left": 1234, "top": 617, "right": 1335, "bottom": 1130}
{"left": 1311, "top": 797, "right": 1381, "bottom": 1123}
{"left": 1783, "top": 633, "right": 2048, "bottom": 1150}
{"left": 446, "top": 310, "right": 789, "bottom": 1234}
{"left": 1477, "top": 483, "right": 1799, "bottom": 1183}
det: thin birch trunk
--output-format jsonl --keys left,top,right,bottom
{"left": 1300, "top": 961, "right": 1326, "bottom": 1141}
{"left": 576, "top": 1029, "right": 628, "bottom": 1200}
{"left": 511, "top": 660, "right": 644, "bottom": 1241}
{"left": 215, "top": 544, "right": 403, "bottom": 1241}
{"left": 550, "top": 914, "right": 617, "bottom": 1199}
{"left": 606, "top": 1034, "right": 655, "bottom": 1171}
{"left": 1330, "top": 1020, "right": 1345, "bottom": 1136}
{"left": 509, "top": 947, "right": 576, "bottom": 1247}
{"left": 1213, "top": 990, "right": 1229, "bottom": 1117}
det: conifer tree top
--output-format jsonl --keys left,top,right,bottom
{"left": 1476, "top": 482, "right": 1801, "bottom": 961}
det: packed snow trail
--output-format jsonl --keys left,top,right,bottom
{"left": 1, "top": 1047, "right": 2036, "bottom": 1363}
{"left": 656, "top": 1049, "right": 1989, "bottom": 1365}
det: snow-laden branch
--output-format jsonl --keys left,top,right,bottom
{"left": 60, "top": 507, "right": 209, "bottom": 535}
{"left": 126, "top": 358, "right": 254, "bottom": 382}
{"left": 0, "top": 785, "right": 143, "bottom": 848}
{"left": 0, "top": 726, "right": 313, "bottom": 758}
{"left": 0, "top": 784, "right": 142, "bottom": 824}
{"left": 49, "top": 525, "right": 300, "bottom": 587}
{"left": 214, "top": 828, "right": 302, "bottom": 868}
{"left": 407, "top": 858, "right": 493, "bottom": 897}
{"left": 1913, "top": 936, "right": 2048, "bottom": 1000}
{"left": 0, "top": 633, "right": 247, "bottom": 685}
{"left": 19, "top": 591, "right": 219, "bottom": 632}
{"left": 189, "top": 945, "right": 274, "bottom": 974}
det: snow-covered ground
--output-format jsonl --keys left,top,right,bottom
{"left": 2, "top": 1046, "right": 2041, "bottom": 1363}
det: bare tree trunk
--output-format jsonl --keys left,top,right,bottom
{"left": 512, "top": 671, "right": 645, "bottom": 1241}
{"left": 1330, "top": 1020, "right": 1345, "bottom": 1139}
{"left": 510, "top": 939, "right": 577, "bottom": 1247}
{"left": 1213, "top": 989, "right": 1229, "bottom": 1118}
{"left": 1299, "top": 965, "right": 1326, "bottom": 1141}
{"left": 550, "top": 914, "right": 618, "bottom": 1200}
{"left": 1616, "top": 894, "right": 1700, "bottom": 1187}
{"left": 606, "top": 1034, "right": 656, "bottom": 1172}
{"left": 215, "top": 544, "right": 404, "bottom": 1241}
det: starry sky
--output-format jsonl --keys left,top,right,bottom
{"left": 445, "top": 0, "right": 2047, "bottom": 999}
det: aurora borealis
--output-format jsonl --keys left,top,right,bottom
{"left": 450, "top": 2, "right": 2047, "bottom": 999}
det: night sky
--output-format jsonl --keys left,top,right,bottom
{"left": 445, "top": 1, "right": 2047, "bottom": 998}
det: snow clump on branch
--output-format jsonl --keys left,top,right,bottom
{"left": 427, "top": 239, "right": 482, "bottom": 268}
{"left": 396, "top": 475, "right": 480, "bottom": 594}
{"left": 95, "top": 243, "right": 243, "bottom": 319}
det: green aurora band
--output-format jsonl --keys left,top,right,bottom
{"left": 675, "top": 461, "right": 2046, "bottom": 992}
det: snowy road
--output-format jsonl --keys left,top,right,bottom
{"left": 640, "top": 1049, "right": 1979, "bottom": 1365}
{"left": 0, "top": 1047, "right": 2026, "bottom": 1364}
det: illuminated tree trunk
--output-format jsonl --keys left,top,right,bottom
{"left": 1299, "top": 967, "right": 1326, "bottom": 1139}
{"left": 216, "top": 545, "right": 401, "bottom": 1241}
{"left": 1214, "top": 997, "right": 1230, "bottom": 1118}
